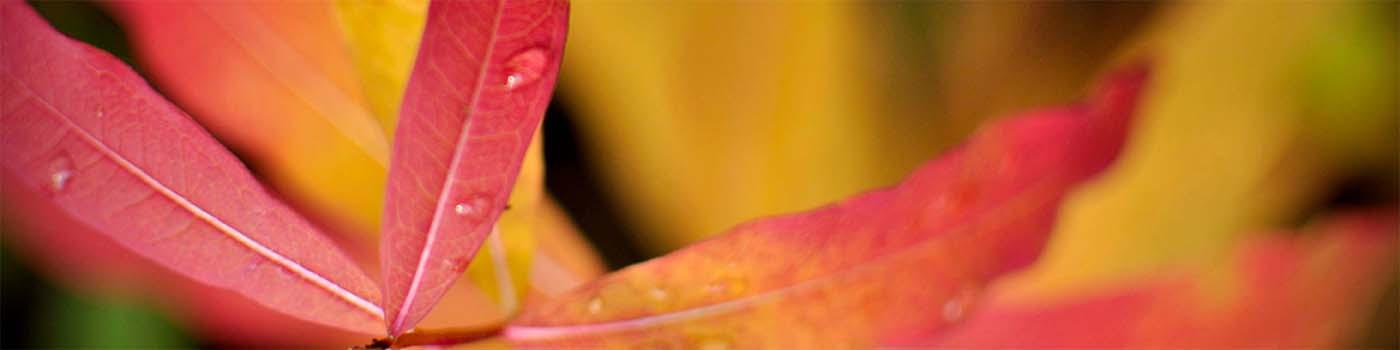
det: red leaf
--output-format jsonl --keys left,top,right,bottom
{"left": 108, "top": 1, "right": 391, "bottom": 240}
{"left": 379, "top": 0, "right": 569, "bottom": 335}
{"left": 0, "top": 2, "right": 383, "bottom": 335}
{"left": 503, "top": 67, "right": 1149, "bottom": 347}
{"left": 1, "top": 183, "right": 369, "bottom": 346}
{"left": 900, "top": 208, "right": 1398, "bottom": 347}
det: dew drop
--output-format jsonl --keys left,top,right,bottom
{"left": 696, "top": 337, "right": 731, "bottom": 350}
{"left": 502, "top": 48, "right": 547, "bottom": 90}
{"left": 454, "top": 195, "right": 491, "bottom": 217}
{"left": 703, "top": 282, "right": 726, "bottom": 295}
{"left": 942, "top": 285, "right": 978, "bottom": 322}
{"left": 941, "top": 297, "right": 964, "bottom": 322}
{"left": 454, "top": 203, "right": 474, "bottom": 216}
{"left": 648, "top": 287, "right": 669, "bottom": 301}
{"left": 587, "top": 296, "right": 604, "bottom": 314}
{"left": 50, "top": 170, "right": 72, "bottom": 191}
{"left": 47, "top": 156, "right": 74, "bottom": 193}
{"left": 442, "top": 257, "right": 468, "bottom": 270}
{"left": 703, "top": 278, "right": 745, "bottom": 296}
{"left": 631, "top": 339, "right": 677, "bottom": 350}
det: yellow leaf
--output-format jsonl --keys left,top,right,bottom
{"left": 1001, "top": 2, "right": 1383, "bottom": 301}
{"left": 333, "top": 0, "right": 427, "bottom": 137}
{"left": 560, "top": 3, "right": 902, "bottom": 253}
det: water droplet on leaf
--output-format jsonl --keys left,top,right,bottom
{"left": 47, "top": 156, "right": 74, "bottom": 193}
{"left": 454, "top": 203, "right": 474, "bottom": 215}
{"left": 454, "top": 195, "right": 491, "bottom": 217}
{"left": 587, "top": 296, "right": 604, "bottom": 314}
{"left": 696, "top": 337, "right": 731, "bottom": 350}
{"left": 648, "top": 287, "right": 668, "bottom": 301}
{"left": 941, "top": 297, "right": 964, "bottom": 322}
{"left": 942, "top": 285, "right": 978, "bottom": 322}
{"left": 704, "top": 278, "right": 746, "bottom": 296}
{"left": 50, "top": 170, "right": 72, "bottom": 191}
{"left": 503, "top": 48, "right": 547, "bottom": 90}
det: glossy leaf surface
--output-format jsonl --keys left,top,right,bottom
{"left": 505, "top": 67, "right": 1148, "bottom": 347}
{"left": 380, "top": 0, "right": 569, "bottom": 335}
{"left": 0, "top": 2, "right": 383, "bottom": 335}
{"left": 903, "top": 209, "right": 1398, "bottom": 347}
{"left": 335, "top": 0, "right": 549, "bottom": 313}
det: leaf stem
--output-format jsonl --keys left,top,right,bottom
{"left": 355, "top": 325, "right": 504, "bottom": 349}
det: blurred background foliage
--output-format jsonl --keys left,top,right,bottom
{"left": 2, "top": 1, "right": 1395, "bottom": 348}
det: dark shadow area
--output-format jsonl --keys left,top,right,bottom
{"left": 540, "top": 97, "right": 648, "bottom": 269}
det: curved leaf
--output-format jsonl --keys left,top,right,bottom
{"left": 1, "top": 184, "right": 372, "bottom": 346}
{"left": 901, "top": 209, "right": 1397, "bottom": 347}
{"left": 109, "top": 1, "right": 389, "bottom": 237}
{"left": 0, "top": 2, "right": 382, "bottom": 335}
{"left": 504, "top": 67, "right": 1148, "bottom": 347}
{"left": 380, "top": 0, "right": 569, "bottom": 335}
{"left": 1001, "top": 2, "right": 1390, "bottom": 299}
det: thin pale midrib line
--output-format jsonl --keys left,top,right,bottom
{"left": 193, "top": 4, "right": 389, "bottom": 167}
{"left": 487, "top": 227, "right": 519, "bottom": 312}
{"left": 504, "top": 158, "right": 1069, "bottom": 340}
{"left": 11, "top": 75, "right": 385, "bottom": 320}
{"left": 395, "top": 0, "right": 508, "bottom": 332}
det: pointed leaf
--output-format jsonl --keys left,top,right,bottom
{"left": 109, "top": 1, "right": 389, "bottom": 237}
{"left": 337, "top": 0, "right": 546, "bottom": 315}
{"left": 1004, "top": 2, "right": 1389, "bottom": 298}
{"left": 0, "top": 2, "right": 383, "bottom": 334}
{"left": 901, "top": 209, "right": 1398, "bottom": 347}
{"left": 336, "top": 0, "right": 571, "bottom": 325}
{"left": 504, "top": 67, "right": 1149, "bottom": 347}
{"left": 380, "top": 0, "right": 569, "bottom": 335}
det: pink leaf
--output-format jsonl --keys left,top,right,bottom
{"left": 379, "top": 0, "right": 570, "bottom": 335}
{"left": 899, "top": 208, "right": 1398, "bottom": 347}
{"left": 0, "top": 2, "right": 383, "bottom": 335}
{"left": 1, "top": 184, "right": 371, "bottom": 346}
{"left": 503, "top": 67, "right": 1149, "bottom": 347}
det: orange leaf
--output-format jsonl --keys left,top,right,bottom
{"left": 504, "top": 66, "right": 1149, "bottom": 347}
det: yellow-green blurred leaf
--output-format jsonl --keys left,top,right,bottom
{"left": 558, "top": 3, "right": 1149, "bottom": 254}
{"left": 561, "top": 3, "right": 897, "bottom": 253}
{"left": 1002, "top": 2, "right": 1385, "bottom": 301}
